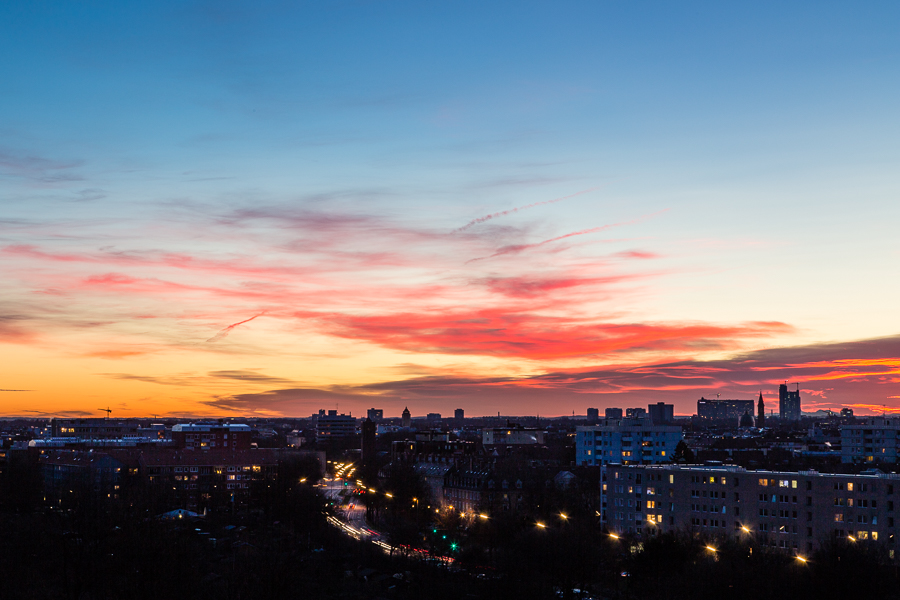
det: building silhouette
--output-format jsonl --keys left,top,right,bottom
{"left": 401, "top": 407, "right": 411, "bottom": 428}
{"left": 779, "top": 383, "right": 802, "bottom": 421}
{"left": 697, "top": 398, "right": 754, "bottom": 422}
{"left": 647, "top": 402, "right": 674, "bottom": 424}
{"left": 757, "top": 392, "right": 766, "bottom": 427}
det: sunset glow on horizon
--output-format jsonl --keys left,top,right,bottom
{"left": 2, "top": 2, "right": 899, "bottom": 418}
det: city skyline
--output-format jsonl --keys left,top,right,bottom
{"left": 2, "top": 2, "right": 900, "bottom": 418}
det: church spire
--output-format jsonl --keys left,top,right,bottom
{"left": 757, "top": 391, "right": 766, "bottom": 428}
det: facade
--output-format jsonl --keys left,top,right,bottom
{"left": 50, "top": 418, "right": 139, "bottom": 439}
{"left": 779, "top": 383, "right": 802, "bottom": 421}
{"left": 391, "top": 438, "right": 475, "bottom": 464}
{"left": 361, "top": 418, "right": 377, "bottom": 463}
{"left": 697, "top": 398, "right": 755, "bottom": 422}
{"left": 648, "top": 403, "right": 674, "bottom": 424}
{"left": 605, "top": 408, "right": 624, "bottom": 419}
{"left": 140, "top": 449, "right": 278, "bottom": 512}
{"left": 605, "top": 463, "right": 900, "bottom": 556}
{"left": 626, "top": 408, "right": 647, "bottom": 419}
{"left": 41, "top": 451, "right": 124, "bottom": 501}
{"left": 366, "top": 408, "right": 384, "bottom": 422}
{"left": 172, "top": 423, "right": 252, "bottom": 450}
{"left": 586, "top": 408, "right": 600, "bottom": 422}
{"left": 575, "top": 418, "right": 683, "bottom": 467}
{"left": 482, "top": 426, "right": 546, "bottom": 446}
{"left": 315, "top": 411, "right": 357, "bottom": 442}
{"left": 842, "top": 417, "right": 900, "bottom": 464}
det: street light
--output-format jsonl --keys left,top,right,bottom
{"left": 536, "top": 522, "right": 546, "bottom": 528}
{"left": 560, "top": 513, "right": 568, "bottom": 520}
{"left": 609, "top": 533, "right": 620, "bottom": 540}
{"left": 795, "top": 555, "right": 807, "bottom": 563}
{"left": 705, "top": 545, "right": 717, "bottom": 553}
{"left": 741, "top": 525, "right": 751, "bottom": 533}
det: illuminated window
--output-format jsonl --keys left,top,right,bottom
{"left": 669, "top": 474, "right": 674, "bottom": 484}
{"left": 759, "top": 479, "right": 768, "bottom": 486}
{"left": 792, "top": 480, "right": 798, "bottom": 489}
{"left": 848, "top": 483, "right": 854, "bottom": 492}
{"left": 835, "top": 514, "right": 844, "bottom": 522}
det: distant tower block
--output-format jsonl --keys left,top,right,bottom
{"left": 454, "top": 408, "right": 464, "bottom": 422}
{"left": 605, "top": 407, "right": 623, "bottom": 419}
{"left": 401, "top": 406, "right": 411, "bottom": 428}
{"left": 779, "top": 383, "right": 801, "bottom": 421}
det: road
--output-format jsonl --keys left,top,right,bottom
{"left": 320, "top": 477, "right": 392, "bottom": 551}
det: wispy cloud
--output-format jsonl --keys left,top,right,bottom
{"left": 207, "top": 313, "right": 266, "bottom": 342}
{"left": 455, "top": 188, "right": 598, "bottom": 232}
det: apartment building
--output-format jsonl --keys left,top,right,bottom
{"left": 575, "top": 418, "right": 683, "bottom": 467}
{"left": 605, "top": 463, "right": 900, "bottom": 556}
{"left": 841, "top": 417, "right": 900, "bottom": 464}
{"left": 171, "top": 423, "right": 252, "bottom": 450}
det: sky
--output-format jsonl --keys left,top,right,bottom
{"left": 2, "top": 1, "right": 900, "bottom": 419}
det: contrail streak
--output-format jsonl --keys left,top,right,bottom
{"left": 466, "top": 209, "right": 668, "bottom": 264}
{"left": 207, "top": 313, "right": 265, "bottom": 343}
{"left": 455, "top": 188, "right": 598, "bottom": 233}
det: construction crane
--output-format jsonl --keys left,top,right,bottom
{"left": 98, "top": 407, "right": 112, "bottom": 419}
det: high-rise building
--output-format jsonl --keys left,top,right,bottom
{"left": 757, "top": 392, "right": 766, "bottom": 428}
{"left": 454, "top": 408, "right": 465, "bottom": 422}
{"left": 626, "top": 408, "right": 647, "bottom": 419}
{"left": 779, "top": 383, "right": 802, "bottom": 421}
{"left": 401, "top": 407, "right": 411, "bottom": 428}
{"left": 647, "top": 403, "right": 674, "bottom": 424}
{"left": 605, "top": 463, "right": 897, "bottom": 555}
{"left": 366, "top": 408, "right": 383, "bottom": 422}
{"left": 315, "top": 411, "right": 357, "bottom": 442}
{"left": 575, "top": 418, "right": 683, "bottom": 467}
{"left": 586, "top": 408, "right": 600, "bottom": 422}
{"left": 841, "top": 417, "right": 900, "bottom": 463}
{"left": 697, "top": 398, "right": 755, "bottom": 422}
{"left": 605, "top": 408, "right": 624, "bottom": 419}
{"left": 361, "top": 418, "right": 376, "bottom": 463}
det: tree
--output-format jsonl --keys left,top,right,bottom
{"left": 673, "top": 440, "right": 695, "bottom": 464}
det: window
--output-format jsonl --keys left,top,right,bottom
{"left": 835, "top": 514, "right": 844, "bottom": 522}
{"left": 848, "top": 482, "right": 855, "bottom": 492}
{"left": 759, "top": 478, "right": 769, "bottom": 486}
